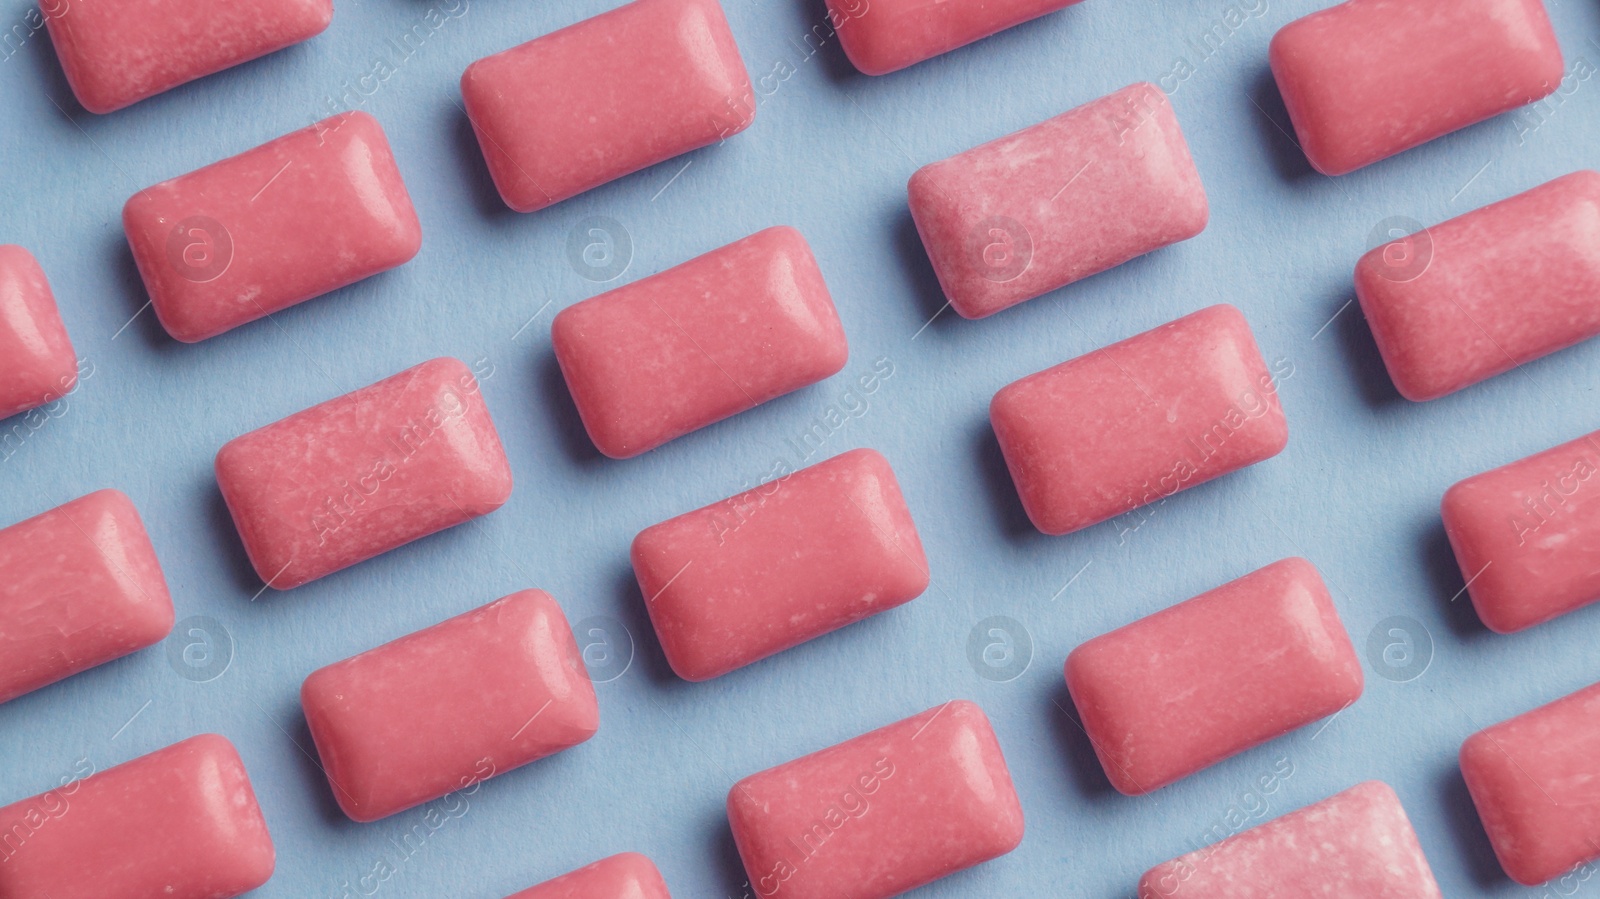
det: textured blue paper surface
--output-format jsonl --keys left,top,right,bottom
{"left": 2, "top": 0, "right": 1599, "bottom": 895}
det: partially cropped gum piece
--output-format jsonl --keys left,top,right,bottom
{"left": 302, "top": 590, "right": 597, "bottom": 821}
{"left": 1270, "top": 0, "right": 1563, "bottom": 175}
{"left": 0, "top": 245, "right": 77, "bottom": 420}
{"left": 506, "top": 853, "right": 671, "bottom": 899}
{"left": 728, "top": 700, "right": 1023, "bottom": 899}
{"left": 0, "top": 489, "right": 174, "bottom": 704}
{"left": 123, "top": 111, "right": 422, "bottom": 343}
{"left": 632, "top": 448, "right": 929, "bottom": 681}
{"left": 0, "top": 734, "right": 276, "bottom": 899}
{"left": 831, "top": 0, "right": 1082, "bottom": 75}
{"left": 553, "top": 227, "right": 848, "bottom": 459}
{"left": 1066, "top": 558, "right": 1363, "bottom": 795}
{"left": 215, "top": 357, "right": 512, "bottom": 590}
{"left": 1138, "top": 782, "right": 1442, "bottom": 898}
{"left": 43, "top": 0, "right": 332, "bottom": 114}
{"left": 1461, "top": 681, "right": 1600, "bottom": 885}
{"left": 1355, "top": 171, "right": 1600, "bottom": 401}
{"left": 909, "top": 82, "right": 1208, "bottom": 319}
{"left": 461, "top": 0, "right": 754, "bottom": 213}
{"left": 1443, "top": 429, "right": 1600, "bottom": 633}
{"left": 991, "top": 304, "right": 1287, "bottom": 536}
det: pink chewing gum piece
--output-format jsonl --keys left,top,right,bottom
{"left": 302, "top": 590, "right": 597, "bottom": 821}
{"left": 123, "top": 111, "right": 422, "bottom": 343}
{"left": 42, "top": 0, "right": 331, "bottom": 114}
{"left": 0, "top": 489, "right": 174, "bottom": 704}
{"left": 990, "top": 304, "right": 1287, "bottom": 536}
{"left": 1269, "top": 0, "right": 1563, "bottom": 175}
{"left": 632, "top": 448, "right": 929, "bottom": 681}
{"left": 1355, "top": 171, "right": 1600, "bottom": 401}
{"left": 215, "top": 357, "right": 512, "bottom": 590}
{"left": 830, "top": 0, "right": 1082, "bottom": 75}
{"left": 553, "top": 227, "right": 848, "bottom": 459}
{"left": 0, "top": 734, "right": 275, "bottom": 899}
{"left": 727, "top": 700, "right": 1023, "bottom": 899}
{"left": 461, "top": 0, "right": 754, "bottom": 213}
{"left": 1461, "top": 681, "right": 1600, "bottom": 885}
{"left": 1066, "top": 558, "right": 1363, "bottom": 795}
{"left": 506, "top": 853, "right": 671, "bottom": 899}
{"left": 0, "top": 245, "right": 76, "bottom": 420}
{"left": 908, "top": 80, "right": 1203, "bottom": 318}
{"left": 908, "top": 82, "right": 1208, "bottom": 319}
{"left": 1443, "top": 429, "right": 1600, "bottom": 633}
{"left": 1137, "top": 782, "right": 1442, "bottom": 898}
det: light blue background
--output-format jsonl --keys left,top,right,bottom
{"left": 2, "top": 0, "right": 1598, "bottom": 895}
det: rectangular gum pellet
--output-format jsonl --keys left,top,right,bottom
{"left": 1066, "top": 558, "right": 1363, "bottom": 795}
{"left": 727, "top": 700, "right": 1023, "bottom": 899}
{"left": 631, "top": 448, "right": 929, "bottom": 681}
{"left": 990, "top": 304, "right": 1287, "bottom": 536}
{"left": 1443, "top": 429, "right": 1600, "bottom": 633}
{"left": 301, "top": 590, "right": 598, "bottom": 821}
{"left": 0, "top": 245, "right": 77, "bottom": 420}
{"left": 1355, "top": 171, "right": 1600, "bottom": 401}
{"left": 123, "top": 111, "right": 422, "bottom": 343}
{"left": 1270, "top": 0, "right": 1563, "bottom": 175}
{"left": 508, "top": 853, "right": 671, "bottom": 899}
{"left": 553, "top": 227, "right": 848, "bottom": 459}
{"left": 43, "top": 0, "right": 331, "bottom": 113}
{"left": 830, "top": 0, "right": 1082, "bottom": 75}
{"left": 1461, "top": 681, "right": 1600, "bottom": 885}
{"left": 1138, "top": 782, "right": 1442, "bottom": 898}
{"left": 215, "top": 357, "right": 513, "bottom": 590}
{"left": 461, "top": 0, "right": 754, "bottom": 213}
{"left": 0, "top": 734, "right": 275, "bottom": 899}
{"left": 0, "top": 490, "right": 174, "bottom": 704}
{"left": 909, "top": 83, "right": 1208, "bottom": 319}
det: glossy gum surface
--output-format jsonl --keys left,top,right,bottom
{"left": 461, "top": 0, "right": 754, "bottom": 213}
{"left": 0, "top": 245, "right": 76, "bottom": 420}
{"left": 302, "top": 590, "right": 598, "bottom": 822}
{"left": 1269, "top": 0, "right": 1563, "bottom": 175}
{"left": 124, "top": 111, "right": 422, "bottom": 343}
{"left": 990, "top": 304, "right": 1287, "bottom": 536}
{"left": 1137, "top": 782, "right": 1442, "bottom": 898}
{"left": 1461, "top": 681, "right": 1600, "bottom": 885}
{"left": 1066, "top": 558, "right": 1363, "bottom": 795}
{"left": 43, "top": 0, "right": 332, "bottom": 114}
{"left": 831, "top": 0, "right": 1082, "bottom": 75}
{"left": 1443, "top": 429, "right": 1600, "bottom": 633}
{"left": 0, "top": 734, "right": 276, "bottom": 899}
{"left": 909, "top": 82, "right": 1208, "bottom": 319}
{"left": 215, "top": 357, "right": 512, "bottom": 590}
{"left": 0, "top": 489, "right": 174, "bottom": 704}
{"left": 553, "top": 226, "right": 848, "bottom": 459}
{"left": 1355, "top": 171, "right": 1600, "bottom": 402}
{"left": 632, "top": 448, "right": 929, "bottom": 681}
{"left": 506, "top": 852, "right": 671, "bottom": 899}
{"left": 727, "top": 700, "right": 1023, "bottom": 899}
